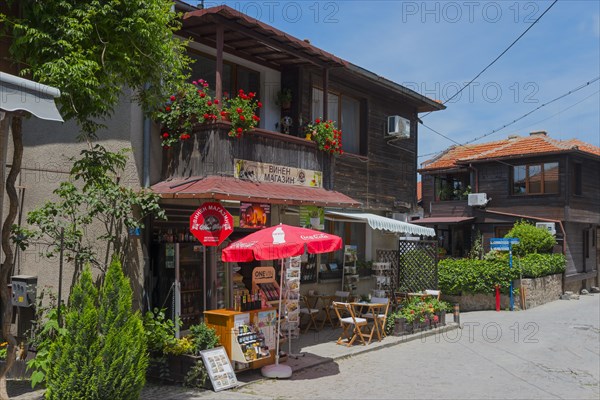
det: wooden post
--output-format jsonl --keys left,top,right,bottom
{"left": 322, "top": 68, "right": 329, "bottom": 120}
{"left": 215, "top": 24, "right": 224, "bottom": 108}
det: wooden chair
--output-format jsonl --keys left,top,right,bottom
{"left": 332, "top": 302, "right": 372, "bottom": 346}
{"left": 319, "top": 295, "right": 337, "bottom": 329}
{"left": 361, "top": 297, "right": 390, "bottom": 341}
{"left": 299, "top": 295, "right": 320, "bottom": 333}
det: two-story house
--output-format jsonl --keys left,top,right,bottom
{"left": 3, "top": 3, "right": 442, "bottom": 326}
{"left": 417, "top": 131, "right": 600, "bottom": 292}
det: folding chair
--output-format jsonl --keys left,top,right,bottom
{"left": 332, "top": 302, "right": 372, "bottom": 346}
{"left": 362, "top": 297, "right": 390, "bottom": 341}
{"left": 299, "top": 295, "right": 320, "bottom": 333}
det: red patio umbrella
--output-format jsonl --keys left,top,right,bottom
{"left": 221, "top": 223, "right": 342, "bottom": 378}
{"left": 222, "top": 224, "right": 342, "bottom": 262}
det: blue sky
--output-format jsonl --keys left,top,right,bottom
{"left": 192, "top": 1, "right": 600, "bottom": 161}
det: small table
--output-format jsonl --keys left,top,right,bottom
{"left": 407, "top": 292, "right": 432, "bottom": 300}
{"left": 305, "top": 295, "right": 337, "bottom": 329}
{"left": 350, "top": 302, "right": 386, "bottom": 343}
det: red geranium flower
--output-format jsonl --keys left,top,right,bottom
{"left": 165, "top": 106, "right": 171, "bottom": 112}
{"left": 162, "top": 133, "right": 169, "bottom": 138}
{"left": 170, "top": 95, "right": 176, "bottom": 101}
{"left": 257, "top": 102, "right": 263, "bottom": 108}
{"left": 236, "top": 108, "right": 243, "bottom": 114}
{"left": 236, "top": 127, "right": 243, "bottom": 133}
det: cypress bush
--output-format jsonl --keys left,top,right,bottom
{"left": 45, "top": 257, "right": 147, "bottom": 399}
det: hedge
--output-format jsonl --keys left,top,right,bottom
{"left": 438, "top": 253, "right": 566, "bottom": 295}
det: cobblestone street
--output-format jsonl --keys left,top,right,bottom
{"left": 11, "top": 293, "right": 599, "bottom": 400}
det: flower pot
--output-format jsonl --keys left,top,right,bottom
{"left": 393, "top": 317, "right": 407, "bottom": 336}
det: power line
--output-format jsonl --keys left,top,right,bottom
{"left": 418, "top": 76, "right": 600, "bottom": 159}
{"left": 420, "top": 0, "right": 558, "bottom": 119}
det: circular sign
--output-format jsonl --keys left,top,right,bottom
{"left": 189, "top": 202, "right": 233, "bottom": 247}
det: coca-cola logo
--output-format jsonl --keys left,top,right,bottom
{"left": 300, "top": 233, "right": 329, "bottom": 240}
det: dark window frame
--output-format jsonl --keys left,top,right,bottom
{"left": 511, "top": 161, "right": 559, "bottom": 195}
{"left": 311, "top": 86, "right": 366, "bottom": 156}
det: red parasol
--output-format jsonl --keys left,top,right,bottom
{"left": 221, "top": 223, "right": 342, "bottom": 262}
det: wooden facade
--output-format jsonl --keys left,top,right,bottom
{"left": 419, "top": 140, "right": 600, "bottom": 288}
{"left": 163, "top": 5, "right": 444, "bottom": 214}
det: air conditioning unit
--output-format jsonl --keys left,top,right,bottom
{"left": 468, "top": 193, "right": 488, "bottom": 206}
{"left": 386, "top": 116, "right": 411, "bottom": 138}
{"left": 536, "top": 222, "right": 556, "bottom": 235}
{"left": 392, "top": 212, "right": 408, "bottom": 222}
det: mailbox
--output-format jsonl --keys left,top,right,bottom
{"left": 11, "top": 275, "right": 37, "bottom": 307}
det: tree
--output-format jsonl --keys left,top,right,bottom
{"left": 1, "top": 0, "right": 190, "bottom": 138}
{"left": 505, "top": 220, "right": 556, "bottom": 256}
{"left": 14, "top": 145, "right": 166, "bottom": 280}
{"left": 45, "top": 257, "right": 147, "bottom": 399}
{"left": 0, "top": 2, "right": 191, "bottom": 394}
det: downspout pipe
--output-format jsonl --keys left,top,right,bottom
{"left": 143, "top": 83, "right": 151, "bottom": 188}
{"left": 469, "top": 163, "right": 479, "bottom": 193}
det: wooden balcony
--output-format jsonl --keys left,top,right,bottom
{"left": 162, "top": 122, "right": 334, "bottom": 189}
{"left": 427, "top": 200, "right": 471, "bottom": 217}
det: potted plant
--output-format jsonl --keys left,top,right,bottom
{"left": 275, "top": 88, "right": 292, "bottom": 110}
{"left": 220, "top": 89, "right": 262, "bottom": 138}
{"left": 305, "top": 118, "right": 343, "bottom": 155}
{"left": 155, "top": 79, "right": 219, "bottom": 149}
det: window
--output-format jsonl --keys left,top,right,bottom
{"left": 188, "top": 51, "right": 260, "bottom": 99}
{"left": 312, "top": 87, "right": 362, "bottom": 155}
{"left": 434, "top": 174, "right": 470, "bottom": 201}
{"left": 511, "top": 162, "right": 559, "bottom": 195}
{"left": 326, "top": 220, "right": 365, "bottom": 263}
{"left": 574, "top": 163, "right": 582, "bottom": 195}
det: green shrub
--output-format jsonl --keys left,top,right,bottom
{"left": 438, "top": 258, "right": 520, "bottom": 295}
{"left": 189, "top": 323, "right": 220, "bottom": 355}
{"left": 505, "top": 220, "right": 556, "bottom": 256}
{"left": 143, "top": 308, "right": 178, "bottom": 354}
{"left": 45, "top": 257, "right": 147, "bottom": 400}
{"left": 519, "top": 253, "right": 565, "bottom": 278}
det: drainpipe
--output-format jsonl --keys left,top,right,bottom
{"left": 143, "top": 83, "right": 151, "bottom": 188}
{"left": 469, "top": 163, "right": 479, "bottom": 193}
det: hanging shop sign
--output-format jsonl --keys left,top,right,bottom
{"left": 299, "top": 206, "right": 324, "bottom": 231}
{"left": 190, "top": 202, "right": 233, "bottom": 246}
{"left": 234, "top": 159, "right": 322, "bottom": 188}
{"left": 240, "top": 202, "right": 271, "bottom": 229}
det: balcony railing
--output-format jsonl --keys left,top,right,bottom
{"left": 162, "top": 122, "right": 334, "bottom": 189}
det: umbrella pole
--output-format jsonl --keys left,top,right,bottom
{"left": 261, "top": 258, "right": 292, "bottom": 378}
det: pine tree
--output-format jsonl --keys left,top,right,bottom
{"left": 44, "top": 257, "right": 147, "bottom": 399}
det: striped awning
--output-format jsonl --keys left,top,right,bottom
{"left": 327, "top": 211, "right": 436, "bottom": 237}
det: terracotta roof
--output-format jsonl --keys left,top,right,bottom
{"left": 151, "top": 176, "right": 361, "bottom": 208}
{"left": 420, "top": 134, "right": 600, "bottom": 171}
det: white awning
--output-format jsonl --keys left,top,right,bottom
{"left": 1, "top": 72, "right": 63, "bottom": 121}
{"left": 327, "top": 211, "right": 436, "bottom": 237}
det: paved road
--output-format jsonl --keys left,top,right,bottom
{"left": 12, "top": 294, "right": 599, "bottom": 399}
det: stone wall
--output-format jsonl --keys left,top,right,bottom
{"left": 442, "top": 274, "right": 563, "bottom": 312}
{"left": 519, "top": 274, "right": 562, "bottom": 309}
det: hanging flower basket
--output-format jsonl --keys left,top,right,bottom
{"left": 305, "top": 118, "right": 343, "bottom": 155}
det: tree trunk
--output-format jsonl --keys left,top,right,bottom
{"left": 0, "top": 116, "right": 23, "bottom": 399}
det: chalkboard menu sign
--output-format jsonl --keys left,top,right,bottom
{"left": 200, "top": 347, "right": 238, "bottom": 392}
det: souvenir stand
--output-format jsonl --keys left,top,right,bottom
{"left": 220, "top": 224, "right": 342, "bottom": 379}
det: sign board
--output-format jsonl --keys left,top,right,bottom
{"left": 252, "top": 267, "right": 276, "bottom": 283}
{"left": 299, "top": 205, "right": 324, "bottom": 230}
{"left": 234, "top": 159, "right": 322, "bottom": 188}
{"left": 190, "top": 202, "right": 233, "bottom": 246}
{"left": 240, "top": 202, "right": 271, "bottom": 229}
{"left": 490, "top": 238, "right": 520, "bottom": 251}
{"left": 199, "top": 347, "right": 238, "bottom": 392}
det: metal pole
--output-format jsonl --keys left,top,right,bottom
{"left": 509, "top": 247, "right": 514, "bottom": 311}
{"left": 203, "top": 245, "right": 207, "bottom": 312}
{"left": 57, "top": 227, "right": 64, "bottom": 327}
